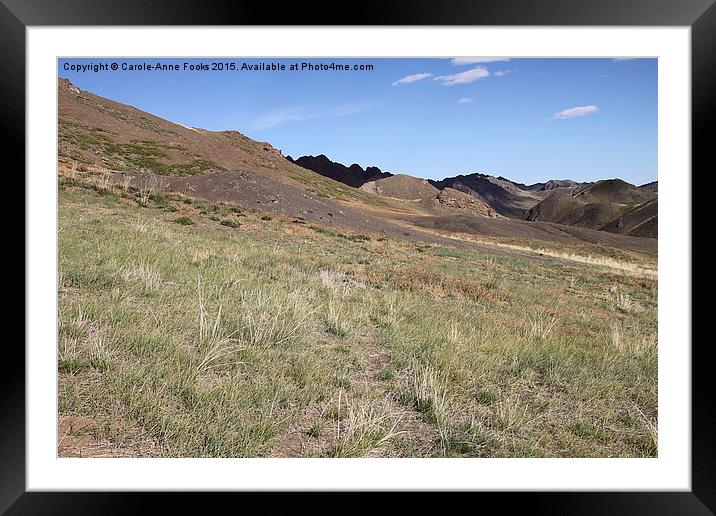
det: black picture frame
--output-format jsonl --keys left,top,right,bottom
{"left": 3, "top": 0, "right": 707, "bottom": 513}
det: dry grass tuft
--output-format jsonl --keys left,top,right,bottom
{"left": 137, "top": 175, "right": 168, "bottom": 205}
{"left": 195, "top": 278, "right": 241, "bottom": 375}
{"left": 493, "top": 397, "right": 533, "bottom": 431}
{"left": 58, "top": 309, "right": 115, "bottom": 372}
{"left": 190, "top": 247, "right": 215, "bottom": 264}
{"left": 523, "top": 310, "right": 559, "bottom": 339}
{"left": 328, "top": 392, "right": 404, "bottom": 457}
{"left": 325, "top": 299, "right": 351, "bottom": 337}
{"left": 119, "top": 261, "right": 162, "bottom": 292}
{"left": 608, "top": 323, "right": 656, "bottom": 356}
{"left": 239, "top": 288, "right": 313, "bottom": 347}
{"left": 632, "top": 403, "right": 658, "bottom": 456}
{"left": 408, "top": 366, "right": 449, "bottom": 427}
{"left": 609, "top": 286, "right": 642, "bottom": 313}
{"left": 319, "top": 269, "right": 365, "bottom": 294}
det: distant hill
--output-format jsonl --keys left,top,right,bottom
{"left": 428, "top": 173, "right": 559, "bottom": 218}
{"left": 639, "top": 181, "right": 658, "bottom": 194}
{"left": 526, "top": 179, "right": 657, "bottom": 236}
{"left": 290, "top": 155, "right": 583, "bottom": 218}
{"left": 287, "top": 154, "right": 391, "bottom": 188}
{"left": 289, "top": 152, "right": 657, "bottom": 238}
{"left": 526, "top": 179, "right": 581, "bottom": 192}
{"left": 433, "top": 188, "right": 500, "bottom": 218}
{"left": 360, "top": 174, "right": 439, "bottom": 200}
{"left": 359, "top": 177, "right": 501, "bottom": 217}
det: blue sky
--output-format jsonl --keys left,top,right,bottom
{"left": 58, "top": 58, "right": 657, "bottom": 185}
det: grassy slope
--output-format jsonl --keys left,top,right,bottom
{"left": 58, "top": 174, "right": 658, "bottom": 458}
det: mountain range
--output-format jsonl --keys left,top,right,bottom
{"left": 290, "top": 154, "right": 657, "bottom": 237}
{"left": 57, "top": 77, "right": 657, "bottom": 251}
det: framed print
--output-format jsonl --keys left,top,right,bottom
{"left": 4, "top": 0, "right": 710, "bottom": 513}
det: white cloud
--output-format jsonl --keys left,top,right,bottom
{"left": 494, "top": 69, "right": 511, "bottom": 76}
{"left": 253, "top": 104, "right": 366, "bottom": 130}
{"left": 457, "top": 97, "right": 473, "bottom": 104}
{"left": 451, "top": 57, "right": 510, "bottom": 65}
{"left": 434, "top": 66, "right": 489, "bottom": 86}
{"left": 553, "top": 105, "right": 599, "bottom": 120}
{"left": 392, "top": 72, "right": 433, "bottom": 86}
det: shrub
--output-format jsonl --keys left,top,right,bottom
{"left": 220, "top": 219, "right": 240, "bottom": 229}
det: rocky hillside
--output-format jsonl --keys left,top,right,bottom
{"left": 428, "top": 173, "right": 557, "bottom": 218}
{"left": 434, "top": 188, "right": 500, "bottom": 218}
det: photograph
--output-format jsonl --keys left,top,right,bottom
{"left": 56, "top": 57, "right": 659, "bottom": 459}
{"left": 0, "top": 0, "right": 708, "bottom": 504}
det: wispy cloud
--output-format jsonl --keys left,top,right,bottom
{"left": 392, "top": 72, "right": 433, "bottom": 86}
{"left": 553, "top": 105, "right": 599, "bottom": 120}
{"left": 494, "top": 69, "right": 511, "bottom": 76}
{"left": 612, "top": 57, "right": 638, "bottom": 61}
{"left": 434, "top": 66, "right": 489, "bottom": 86}
{"left": 332, "top": 105, "right": 366, "bottom": 117}
{"left": 450, "top": 57, "right": 510, "bottom": 65}
{"left": 253, "top": 104, "right": 366, "bottom": 130}
{"left": 457, "top": 97, "right": 473, "bottom": 104}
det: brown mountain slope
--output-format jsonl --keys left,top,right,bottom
{"left": 57, "top": 78, "right": 441, "bottom": 242}
{"left": 59, "top": 77, "right": 403, "bottom": 207}
{"left": 601, "top": 198, "right": 658, "bottom": 238}
{"left": 573, "top": 179, "right": 655, "bottom": 204}
{"left": 526, "top": 179, "right": 656, "bottom": 230}
{"left": 360, "top": 174, "right": 439, "bottom": 200}
{"left": 60, "top": 79, "right": 287, "bottom": 175}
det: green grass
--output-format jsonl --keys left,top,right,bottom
{"left": 58, "top": 174, "right": 658, "bottom": 458}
